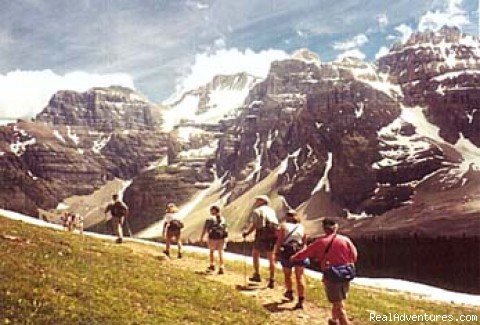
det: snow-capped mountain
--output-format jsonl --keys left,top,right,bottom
{"left": 0, "top": 26, "right": 478, "bottom": 238}
{"left": 162, "top": 72, "right": 261, "bottom": 131}
{"left": 209, "top": 26, "right": 480, "bottom": 237}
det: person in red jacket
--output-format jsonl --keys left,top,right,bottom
{"left": 291, "top": 218, "right": 357, "bottom": 325}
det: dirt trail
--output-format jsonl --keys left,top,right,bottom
{"left": 124, "top": 242, "right": 334, "bottom": 324}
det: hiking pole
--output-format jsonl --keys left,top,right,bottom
{"left": 243, "top": 237, "right": 247, "bottom": 288}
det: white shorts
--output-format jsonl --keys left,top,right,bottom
{"left": 208, "top": 239, "right": 226, "bottom": 251}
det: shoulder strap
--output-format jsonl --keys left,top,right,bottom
{"left": 283, "top": 225, "right": 299, "bottom": 244}
{"left": 321, "top": 234, "right": 337, "bottom": 265}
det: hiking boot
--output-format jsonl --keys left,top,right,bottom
{"left": 294, "top": 297, "right": 304, "bottom": 310}
{"left": 163, "top": 250, "right": 170, "bottom": 257}
{"left": 115, "top": 238, "right": 123, "bottom": 244}
{"left": 249, "top": 273, "right": 261, "bottom": 282}
{"left": 218, "top": 267, "right": 224, "bottom": 275}
{"left": 206, "top": 265, "right": 215, "bottom": 272}
{"left": 177, "top": 252, "right": 182, "bottom": 259}
{"left": 327, "top": 319, "right": 339, "bottom": 325}
{"left": 267, "top": 278, "right": 275, "bottom": 289}
{"left": 283, "top": 290, "right": 294, "bottom": 301}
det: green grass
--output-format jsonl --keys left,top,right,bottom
{"left": 0, "top": 218, "right": 269, "bottom": 324}
{"left": 210, "top": 255, "right": 480, "bottom": 325}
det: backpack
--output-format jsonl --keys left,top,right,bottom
{"left": 168, "top": 219, "right": 184, "bottom": 231}
{"left": 279, "top": 225, "right": 303, "bottom": 260}
{"left": 208, "top": 218, "right": 228, "bottom": 240}
{"left": 111, "top": 201, "right": 128, "bottom": 218}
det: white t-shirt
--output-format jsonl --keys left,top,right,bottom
{"left": 164, "top": 212, "right": 179, "bottom": 223}
{"left": 249, "top": 205, "right": 279, "bottom": 230}
{"left": 281, "top": 222, "right": 305, "bottom": 244}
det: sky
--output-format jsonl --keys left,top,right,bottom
{"left": 0, "top": 0, "right": 478, "bottom": 120}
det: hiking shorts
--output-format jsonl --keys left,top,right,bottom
{"left": 324, "top": 279, "right": 350, "bottom": 303}
{"left": 112, "top": 217, "right": 124, "bottom": 229}
{"left": 166, "top": 229, "right": 181, "bottom": 240}
{"left": 280, "top": 257, "right": 310, "bottom": 269}
{"left": 253, "top": 235, "right": 276, "bottom": 252}
{"left": 208, "top": 238, "right": 226, "bottom": 251}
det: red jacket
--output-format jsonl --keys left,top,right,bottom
{"left": 292, "top": 233, "right": 357, "bottom": 270}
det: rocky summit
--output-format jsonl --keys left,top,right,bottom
{"left": 1, "top": 27, "right": 479, "bottom": 238}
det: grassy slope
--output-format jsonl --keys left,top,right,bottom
{"left": 0, "top": 217, "right": 269, "bottom": 324}
{"left": 222, "top": 259, "right": 480, "bottom": 325}
{"left": 1, "top": 216, "right": 479, "bottom": 325}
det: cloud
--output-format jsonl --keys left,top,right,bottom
{"left": 395, "top": 24, "right": 414, "bottom": 43}
{"left": 336, "top": 48, "right": 366, "bottom": 61}
{"left": 166, "top": 47, "right": 290, "bottom": 101}
{"left": 185, "top": 1, "right": 210, "bottom": 10}
{"left": 375, "top": 46, "right": 390, "bottom": 59}
{"left": 418, "top": 0, "right": 470, "bottom": 32}
{"left": 376, "top": 13, "right": 389, "bottom": 29}
{"left": 0, "top": 70, "right": 134, "bottom": 120}
{"left": 332, "top": 34, "right": 369, "bottom": 51}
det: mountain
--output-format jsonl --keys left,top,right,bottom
{"left": 0, "top": 87, "right": 170, "bottom": 219}
{"left": 0, "top": 27, "right": 478, "bottom": 239}
{"left": 162, "top": 72, "right": 261, "bottom": 131}
{"left": 200, "top": 26, "right": 480, "bottom": 238}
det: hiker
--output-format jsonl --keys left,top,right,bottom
{"left": 77, "top": 214, "right": 84, "bottom": 235}
{"left": 61, "top": 212, "right": 69, "bottom": 231}
{"left": 163, "top": 203, "right": 183, "bottom": 258}
{"left": 291, "top": 218, "right": 357, "bottom": 325}
{"left": 242, "top": 195, "right": 279, "bottom": 289}
{"left": 68, "top": 213, "right": 76, "bottom": 232}
{"left": 199, "top": 205, "right": 228, "bottom": 274}
{"left": 276, "top": 209, "right": 309, "bottom": 309}
{"left": 105, "top": 194, "right": 129, "bottom": 243}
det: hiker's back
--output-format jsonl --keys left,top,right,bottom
{"left": 207, "top": 216, "right": 228, "bottom": 240}
{"left": 251, "top": 205, "right": 278, "bottom": 229}
{"left": 283, "top": 222, "right": 304, "bottom": 244}
{"left": 111, "top": 201, "right": 128, "bottom": 218}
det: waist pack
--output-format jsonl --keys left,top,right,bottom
{"left": 168, "top": 219, "right": 184, "bottom": 231}
{"left": 324, "top": 264, "right": 356, "bottom": 283}
{"left": 209, "top": 223, "right": 228, "bottom": 240}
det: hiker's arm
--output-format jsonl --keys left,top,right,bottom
{"left": 199, "top": 222, "right": 208, "bottom": 242}
{"left": 349, "top": 239, "right": 358, "bottom": 263}
{"left": 291, "top": 239, "right": 320, "bottom": 261}
{"left": 242, "top": 223, "right": 255, "bottom": 238}
{"left": 275, "top": 224, "right": 286, "bottom": 246}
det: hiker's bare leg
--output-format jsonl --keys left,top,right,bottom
{"left": 283, "top": 267, "right": 293, "bottom": 291}
{"left": 117, "top": 218, "right": 124, "bottom": 239}
{"left": 209, "top": 249, "right": 215, "bottom": 266}
{"left": 218, "top": 249, "right": 224, "bottom": 268}
{"left": 333, "top": 301, "right": 349, "bottom": 325}
{"left": 252, "top": 248, "right": 260, "bottom": 274}
{"left": 294, "top": 266, "right": 305, "bottom": 298}
{"left": 165, "top": 235, "right": 171, "bottom": 253}
{"left": 267, "top": 250, "right": 275, "bottom": 280}
{"left": 177, "top": 236, "right": 182, "bottom": 253}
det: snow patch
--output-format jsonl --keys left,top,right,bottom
{"left": 311, "top": 152, "right": 333, "bottom": 195}
{"left": 92, "top": 134, "right": 112, "bottom": 154}
{"left": 10, "top": 137, "right": 36, "bottom": 156}
{"left": 66, "top": 126, "right": 80, "bottom": 146}
{"left": 53, "top": 130, "right": 66, "bottom": 143}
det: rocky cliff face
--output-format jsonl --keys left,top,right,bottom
{"left": 37, "top": 86, "right": 161, "bottom": 131}
{"left": 213, "top": 34, "right": 479, "bottom": 237}
{"left": 379, "top": 26, "right": 480, "bottom": 146}
{"left": 0, "top": 87, "right": 170, "bottom": 218}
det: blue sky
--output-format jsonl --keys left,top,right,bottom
{"left": 0, "top": 0, "right": 478, "bottom": 119}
